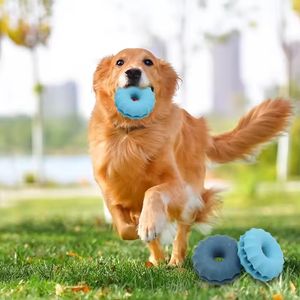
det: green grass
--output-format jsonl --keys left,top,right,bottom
{"left": 0, "top": 192, "right": 300, "bottom": 299}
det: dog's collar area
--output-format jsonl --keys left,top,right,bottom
{"left": 113, "top": 123, "right": 146, "bottom": 134}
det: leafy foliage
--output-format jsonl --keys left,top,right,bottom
{"left": 289, "top": 116, "right": 300, "bottom": 177}
{"left": 293, "top": 0, "right": 300, "bottom": 15}
{"left": 44, "top": 116, "right": 88, "bottom": 154}
{"left": 0, "top": 115, "right": 32, "bottom": 154}
{"left": 0, "top": 0, "right": 53, "bottom": 48}
{"left": 0, "top": 115, "right": 87, "bottom": 154}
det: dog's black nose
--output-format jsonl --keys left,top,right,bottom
{"left": 125, "top": 68, "right": 142, "bottom": 81}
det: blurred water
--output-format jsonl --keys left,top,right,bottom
{"left": 0, "top": 155, "right": 94, "bottom": 186}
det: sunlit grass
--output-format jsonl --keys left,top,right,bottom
{"left": 0, "top": 193, "right": 299, "bottom": 299}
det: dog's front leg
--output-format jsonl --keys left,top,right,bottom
{"left": 137, "top": 181, "right": 186, "bottom": 241}
{"left": 137, "top": 181, "right": 185, "bottom": 265}
{"left": 138, "top": 181, "right": 203, "bottom": 265}
{"left": 147, "top": 239, "right": 165, "bottom": 266}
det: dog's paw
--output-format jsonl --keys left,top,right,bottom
{"left": 138, "top": 209, "right": 167, "bottom": 242}
{"left": 168, "top": 255, "right": 185, "bottom": 267}
{"left": 148, "top": 254, "right": 165, "bottom": 266}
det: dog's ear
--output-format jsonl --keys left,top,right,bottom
{"left": 93, "top": 55, "right": 113, "bottom": 92}
{"left": 158, "top": 59, "right": 179, "bottom": 98}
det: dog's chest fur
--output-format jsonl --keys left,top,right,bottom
{"left": 97, "top": 128, "right": 169, "bottom": 209}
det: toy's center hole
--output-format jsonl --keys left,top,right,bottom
{"left": 214, "top": 256, "right": 224, "bottom": 262}
{"left": 213, "top": 250, "right": 224, "bottom": 262}
{"left": 131, "top": 94, "right": 139, "bottom": 101}
{"left": 261, "top": 244, "right": 269, "bottom": 257}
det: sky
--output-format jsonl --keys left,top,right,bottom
{"left": 0, "top": 0, "right": 300, "bottom": 118}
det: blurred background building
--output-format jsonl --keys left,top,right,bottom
{"left": 211, "top": 32, "right": 245, "bottom": 116}
{"left": 41, "top": 81, "right": 79, "bottom": 119}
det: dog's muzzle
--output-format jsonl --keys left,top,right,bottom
{"left": 118, "top": 67, "right": 153, "bottom": 90}
{"left": 125, "top": 68, "right": 142, "bottom": 86}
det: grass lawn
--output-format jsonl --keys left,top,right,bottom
{"left": 0, "top": 191, "right": 299, "bottom": 299}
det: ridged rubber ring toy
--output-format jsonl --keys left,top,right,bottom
{"left": 114, "top": 87, "right": 155, "bottom": 120}
{"left": 192, "top": 235, "right": 242, "bottom": 285}
{"left": 237, "top": 228, "right": 284, "bottom": 281}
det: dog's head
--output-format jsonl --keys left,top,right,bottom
{"left": 93, "top": 48, "right": 179, "bottom": 126}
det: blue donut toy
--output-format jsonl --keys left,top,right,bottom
{"left": 114, "top": 87, "right": 155, "bottom": 120}
{"left": 192, "top": 235, "right": 241, "bottom": 285}
{"left": 237, "top": 228, "right": 284, "bottom": 282}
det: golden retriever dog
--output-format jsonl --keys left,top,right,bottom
{"left": 89, "top": 48, "right": 292, "bottom": 266}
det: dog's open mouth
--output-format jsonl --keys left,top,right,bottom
{"left": 125, "top": 84, "right": 154, "bottom": 92}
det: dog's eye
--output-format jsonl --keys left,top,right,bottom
{"left": 116, "top": 59, "right": 124, "bottom": 66}
{"left": 143, "top": 59, "right": 153, "bottom": 66}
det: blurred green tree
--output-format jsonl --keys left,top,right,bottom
{"left": 0, "top": 116, "right": 31, "bottom": 153}
{"left": 289, "top": 117, "right": 300, "bottom": 177}
{"left": 0, "top": 115, "right": 87, "bottom": 154}
{"left": 1, "top": 0, "right": 53, "bottom": 183}
{"left": 278, "top": 0, "right": 300, "bottom": 179}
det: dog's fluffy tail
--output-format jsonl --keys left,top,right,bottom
{"left": 206, "top": 99, "right": 293, "bottom": 163}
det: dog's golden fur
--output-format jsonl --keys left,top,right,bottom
{"left": 89, "top": 48, "right": 292, "bottom": 266}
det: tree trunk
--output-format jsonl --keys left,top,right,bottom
{"left": 178, "top": 0, "right": 187, "bottom": 102}
{"left": 276, "top": 0, "right": 290, "bottom": 182}
{"left": 31, "top": 48, "right": 44, "bottom": 184}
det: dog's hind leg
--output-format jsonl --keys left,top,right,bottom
{"left": 109, "top": 204, "right": 139, "bottom": 240}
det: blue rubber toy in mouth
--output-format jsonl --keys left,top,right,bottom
{"left": 114, "top": 87, "right": 155, "bottom": 120}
